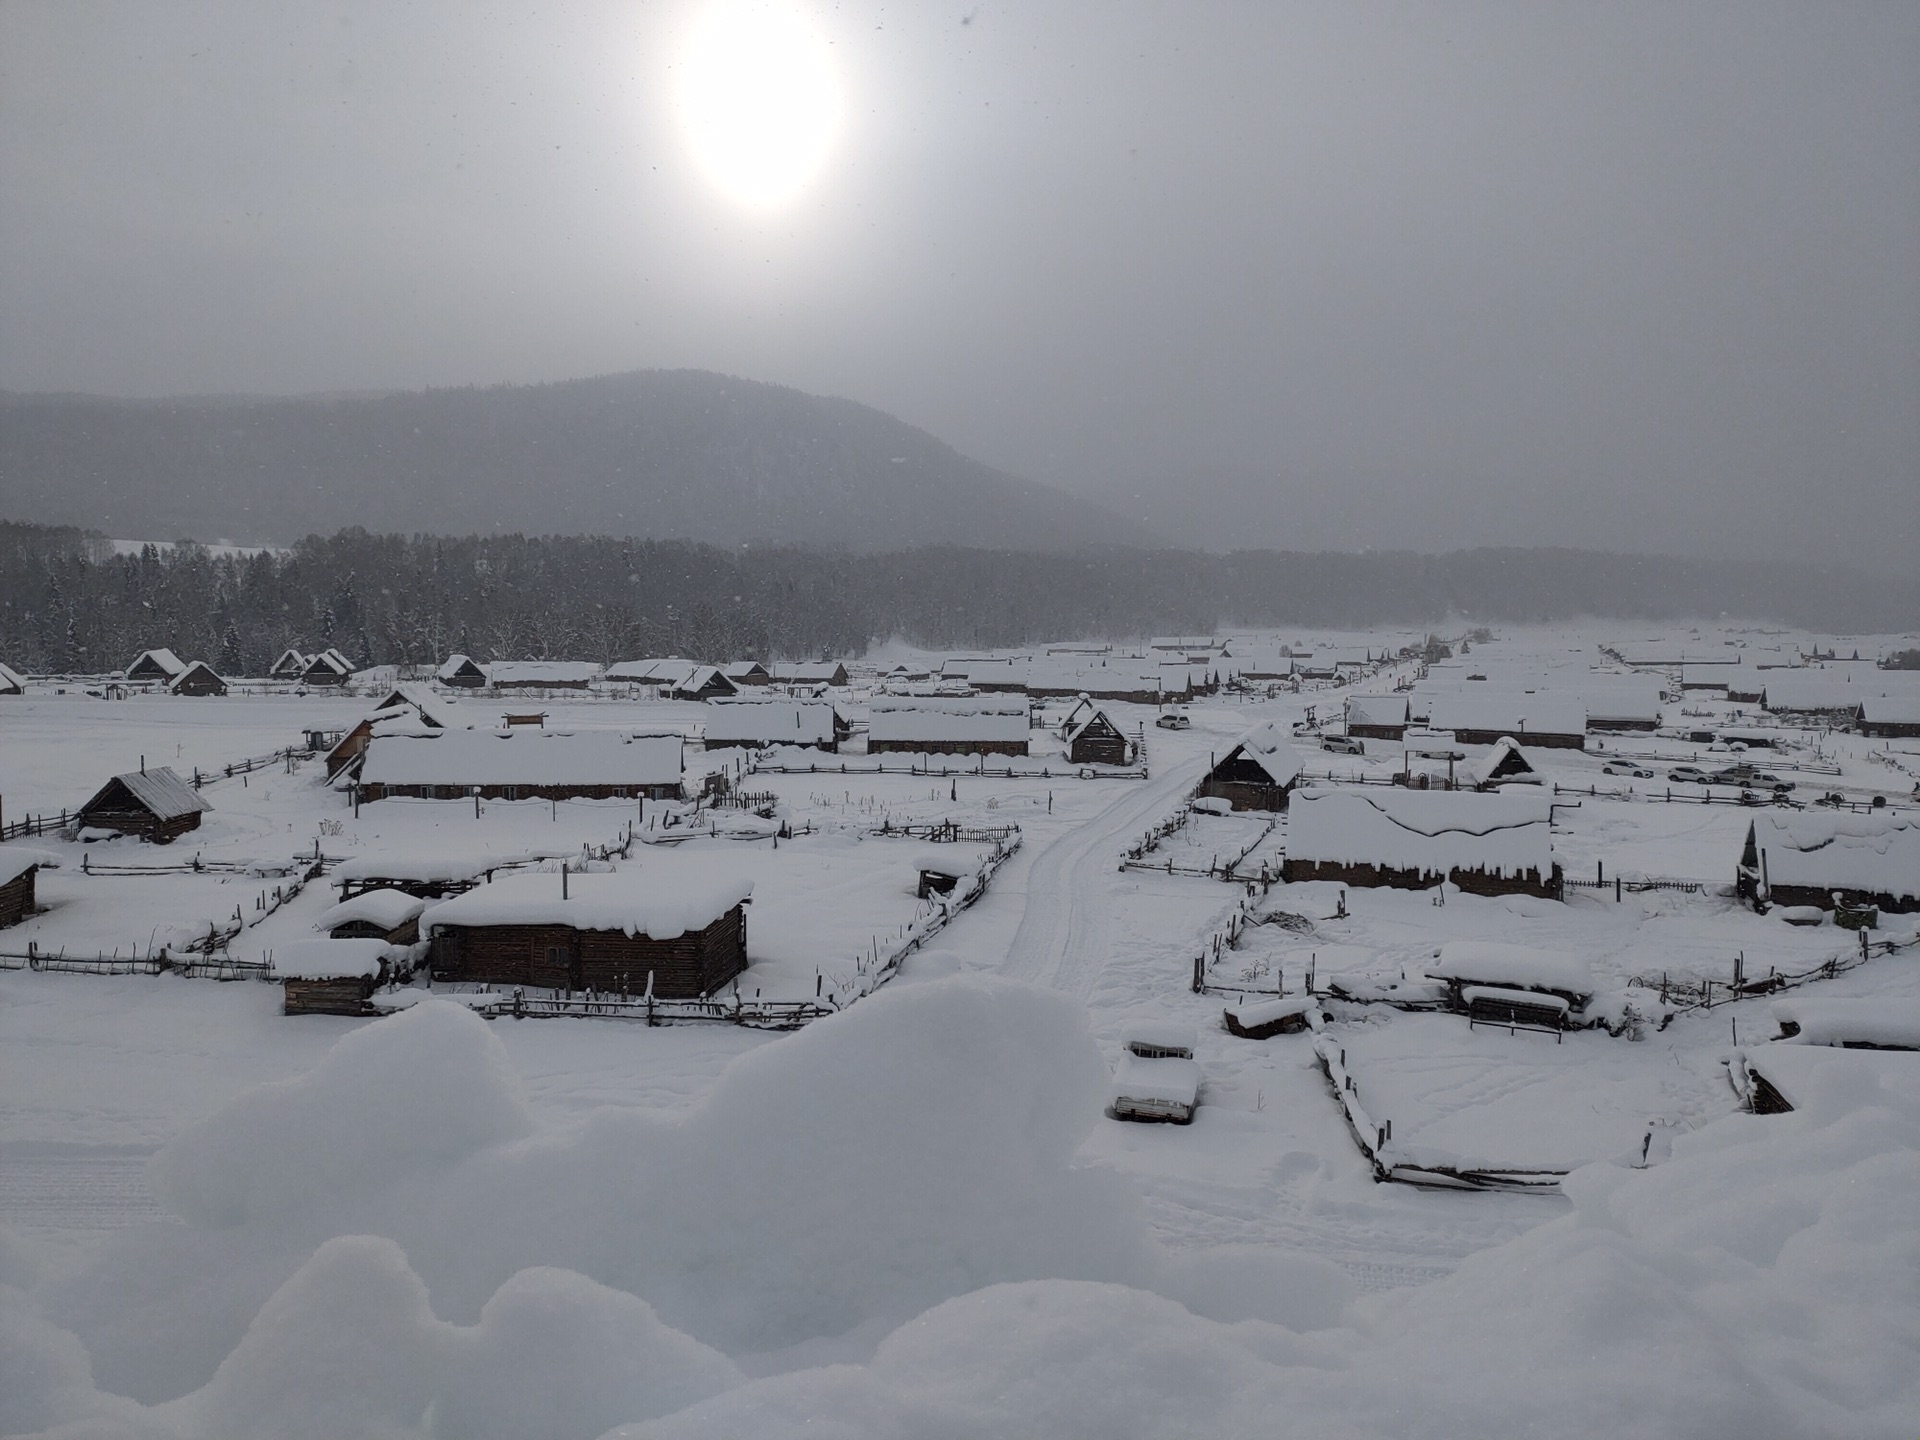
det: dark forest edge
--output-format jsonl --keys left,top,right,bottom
{"left": 2, "top": 520, "right": 1913, "bottom": 676}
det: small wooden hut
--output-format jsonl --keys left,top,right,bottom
{"left": 668, "top": 666, "right": 741, "bottom": 702}
{"left": 125, "top": 648, "right": 188, "bottom": 684}
{"left": 0, "top": 662, "right": 24, "bottom": 696}
{"left": 269, "top": 648, "right": 311, "bottom": 679}
{"left": 313, "top": 888, "right": 430, "bottom": 943}
{"left": 1198, "top": 722, "right": 1303, "bottom": 811}
{"left": 426, "top": 865, "right": 753, "bottom": 997}
{"left": 437, "top": 654, "right": 489, "bottom": 688}
{"left": 168, "top": 660, "right": 228, "bottom": 697}
{"left": 0, "top": 854, "right": 39, "bottom": 928}
{"left": 1066, "top": 708, "right": 1130, "bottom": 766}
{"left": 75, "top": 766, "right": 212, "bottom": 843}
{"left": 277, "top": 939, "right": 394, "bottom": 1016}
{"left": 721, "top": 661, "right": 773, "bottom": 687}
{"left": 1472, "top": 736, "right": 1544, "bottom": 789}
{"left": 301, "top": 650, "right": 355, "bottom": 687}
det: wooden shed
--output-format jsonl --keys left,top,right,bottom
{"left": 1282, "top": 790, "right": 1562, "bottom": 900}
{"left": 1737, "top": 813, "right": 1919, "bottom": 915}
{"left": 356, "top": 730, "right": 684, "bottom": 802}
{"left": 1066, "top": 708, "right": 1130, "bottom": 766}
{"left": 669, "top": 666, "right": 741, "bottom": 702}
{"left": 0, "top": 662, "right": 24, "bottom": 696}
{"left": 1472, "top": 736, "right": 1544, "bottom": 789}
{"left": 426, "top": 865, "right": 753, "bottom": 997}
{"left": 721, "top": 661, "right": 773, "bottom": 687}
{"left": 1345, "top": 694, "right": 1411, "bottom": 741}
{"left": 437, "top": 653, "right": 489, "bottom": 688}
{"left": 75, "top": 766, "right": 212, "bottom": 843}
{"left": 269, "top": 648, "right": 311, "bottom": 679}
{"left": 168, "top": 660, "right": 228, "bottom": 697}
{"left": 125, "top": 648, "right": 188, "bottom": 684}
{"left": 277, "top": 939, "right": 395, "bottom": 1016}
{"left": 867, "top": 698, "right": 1031, "bottom": 757}
{"left": 1856, "top": 696, "right": 1920, "bottom": 739}
{"left": 313, "top": 888, "right": 430, "bottom": 943}
{"left": 301, "top": 650, "right": 355, "bottom": 686}
{"left": 0, "top": 854, "right": 39, "bottom": 928}
{"left": 1199, "top": 722, "right": 1303, "bottom": 811}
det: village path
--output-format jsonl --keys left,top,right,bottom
{"left": 999, "top": 756, "right": 1207, "bottom": 995}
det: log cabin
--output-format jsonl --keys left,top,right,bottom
{"left": 1736, "top": 813, "right": 1919, "bottom": 915}
{"left": 703, "top": 698, "right": 849, "bottom": 752}
{"left": 75, "top": 766, "right": 212, "bottom": 843}
{"left": 1065, "top": 708, "right": 1130, "bottom": 766}
{"left": 1198, "top": 722, "right": 1303, "bottom": 811}
{"left": 313, "top": 888, "right": 430, "bottom": 943}
{"left": 0, "top": 854, "right": 38, "bottom": 928}
{"left": 1282, "top": 789, "right": 1562, "bottom": 900}
{"left": 867, "top": 698, "right": 1031, "bottom": 757}
{"left": 124, "top": 648, "right": 188, "bottom": 684}
{"left": 277, "top": 939, "right": 395, "bottom": 1016}
{"left": 357, "top": 730, "right": 684, "bottom": 802}
{"left": 168, "top": 660, "right": 228, "bottom": 696}
{"left": 436, "top": 654, "right": 489, "bottom": 688}
{"left": 427, "top": 864, "right": 753, "bottom": 997}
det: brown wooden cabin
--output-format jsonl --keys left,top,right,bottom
{"left": 269, "top": 648, "right": 310, "bottom": 679}
{"left": 1856, "top": 698, "right": 1920, "bottom": 739}
{"left": 1198, "top": 723, "right": 1302, "bottom": 812}
{"left": 1736, "top": 814, "right": 1919, "bottom": 915}
{"left": 0, "top": 662, "right": 25, "bottom": 696}
{"left": 438, "top": 654, "right": 489, "bottom": 687}
{"left": 1066, "top": 709, "right": 1131, "bottom": 766}
{"left": 1283, "top": 855, "right": 1564, "bottom": 901}
{"left": 301, "top": 652, "right": 354, "bottom": 686}
{"left": 278, "top": 942, "right": 394, "bottom": 1016}
{"left": 0, "top": 858, "right": 38, "bottom": 928}
{"left": 670, "top": 667, "right": 741, "bottom": 702}
{"left": 124, "top": 648, "right": 187, "bottom": 683}
{"left": 168, "top": 661, "right": 228, "bottom": 696}
{"left": 75, "top": 766, "right": 212, "bottom": 843}
{"left": 431, "top": 907, "right": 747, "bottom": 997}
{"left": 722, "top": 661, "right": 773, "bottom": 686}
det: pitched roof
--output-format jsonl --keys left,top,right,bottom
{"left": 1744, "top": 813, "right": 1919, "bottom": 902}
{"left": 1221, "top": 721, "right": 1303, "bottom": 786}
{"left": 83, "top": 766, "right": 213, "bottom": 821}
{"left": 360, "top": 730, "right": 684, "bottom": 787}
{"left": 0, "top": 661, "right": 24, "bottom": 692}
{"left": 1286, "top": 790, "right": 1554, "bottom": 878}
{"left": 705, "top": 698, "right": 842, "bottom": 746}
{"left": 868, "top": 696, "right": 1030, "bottom": 745}
{"left": 127, "top": 648, "right": 187, "bottom": 678}
{"left": 425, "top": 861, "right": 752, "bottom": 940}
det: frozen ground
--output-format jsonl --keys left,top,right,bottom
{"left": 1, "top": 622, "right": 1917, "bottom": 1437}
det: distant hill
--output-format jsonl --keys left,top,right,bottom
{"left": 0, "top": 371, "right": 1155, "bottom": 551}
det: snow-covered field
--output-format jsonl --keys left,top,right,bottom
{"left": 2, "top": 623, "right": 1918, "bottom": 1438}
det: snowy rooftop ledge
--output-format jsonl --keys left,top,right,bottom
{"left": 425, "top": 862, "right": 753, "bottom": 940}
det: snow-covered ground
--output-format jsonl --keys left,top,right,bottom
{"left": 2, "top": 623, "right": 1917, "bottom": 1437}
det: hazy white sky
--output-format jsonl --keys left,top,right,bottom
{"left": 2, "top": 1, "right": 1915, "bottom": 566}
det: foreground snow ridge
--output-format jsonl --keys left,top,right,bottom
{"left": 4, "top": 986, "right": 1916, "bottom": 1439}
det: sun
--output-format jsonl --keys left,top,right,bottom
{"left": 675, "top": 0, "right": 844, "bottom": 213}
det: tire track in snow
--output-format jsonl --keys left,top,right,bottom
{"left": 1000, "top": 760, "right": 1204, "bottom": 994}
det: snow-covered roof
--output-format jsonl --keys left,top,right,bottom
{"left": 486, "top": 661, "right": 603, "bottom": 685}
{"left": 1064, "top": 708, "right": 1122, "bottom": 744}
{"left": 1860, "top": 695, "right": 1920, "bottom": 724}
{"left": 1471, "top": 736, "right": 1543, "bottom": 787}
{"left": 84, "top": 766, "right": 212, "bottom": 821}
{"left": 273, "top": 938, "right": 394, "bottom": 981}
{"left": 868, "top": 697, "right": 1030, "bottom": 745}
{"left": 0, "top": 851, "right": 41, "bottom": 888}
{"left": 0, "top": 661, "right": 25, "bottom": 691}
{"left": 1121, "top": 1021, "right": 1197, "bottom": 1058}
{"left": 1743, "top": 1045, "right": 1920, "bottom": 1112}
{"left": 333, "top": 849, "right": 562, "bottom": 884}
{"left": 670, "top": 666, "right": 736, "bottom": 696}
{"left": 1427, "top": 692, "right": 1586, "bottom": 738}
{"left": 1110, "top": 1054, "right": 1202, "bottom": 1108}
{"left": 127, "top": 647, "right": 187, "bottom": 678}
{"left": 1763, "top": 674, "right": 1910, "bottom": 711}
{"left": 605, "top": 658, "right": 697, "bottom": 685}
{"left": 773, "top": 662, "right": 848, "bottom": 684}
{"left": 436, "top": 653, "right": 483, "bottom": 680}
{"left": 705, "top": 699, "right": 841, "bottom": 746}
{"left": 425, "top": 862, "right": 752, "bottom": 940}
{"left": 314, "top": 888, "right": 430, "bottom": 934}
{"left": 1222, "top": 722, "right": 1303, "bottom": 786}
{"left": 1680, "top": 663, "right": 1735, "bottom": 687}
{"left": 721, "top": 661, "right": 770, "bottom": 679}
{"left": 1461, "top": 984, "right": 1571, "bottom": 1014}
{"left": 1772, "top": 998, "right": 1920, "bottom": 1050}
{"left": 1224, "top": 996, "right": 1316, "bottom": 1029}
{"left": 1744, "top": 814, "right": 1919, "bottom": 902}
{"left": 168, "top": 660, "right": 224, "bottom": 692}
{"left": 1346, "top": 694, "right": 1410, "bottom": 728}
{"left": 1286, "top": 790, "right": 1555, "bottom": 878}
{"left": 360, "top": 730, "right": 683, "bottom": 787}
{"left": 270, "top": 647, "right": 310, "bottom": 674}
{"left": 1427, "top": 941, "right": 1594, "bottom": 998}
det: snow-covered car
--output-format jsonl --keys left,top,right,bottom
{"left": 1601, "top": 757, "right": 1655, "bottom": 778}
{"left": 1155, "top": 712, "right": 1192, "bottom": 730}
{"left": 1668, "top": 765, "right": 1712, "bottom": 784}
{"left": 1321, "top": 735, "right": 1364, "bottom": 755}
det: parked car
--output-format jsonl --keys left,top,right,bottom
{"left": 1711, "top": 765, "right": 1794, "bottom": 792}
{"left": 1668, "top": 765, "right": 1712, "bottom": 785}
{"left": 1155, "top": 712, "right": 1192, "bottom": 730}
{"left": 1601, "top": 757, "right": 1655, "bottom": 778}
{"left": 1321, "top": 735, "right": 1365, "bottom": 755}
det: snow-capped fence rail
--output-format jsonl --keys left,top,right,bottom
{"left": 869, "top": 819, "right": 1021, "bottom": 844}
{"left": 185, "top": 745, "right": 313, "bottom": 790}
{"left": 1125, "top": 812, "right": 1280, "bottom": 887}
{"left": 1636, "top": 929, "right": 1917, "bottom": 1015}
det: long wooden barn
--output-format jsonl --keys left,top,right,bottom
{"left": 75, "top": 766, "right": 212, "bottom": 843}
{"left": 1426, "top": 693, "right": 1587, "bottom": 750}
{"left": 427, "top": 864, "right": 753, "bottom": 997}
{"left": 867, "top": 698, "right": 1031, "bottom": 757}
{"left": 1736, "top": 813, "right": 1919, "bottom": 915}
{"left": 1282, "top": 789, "right": 1562, "bottom": 899}
{"left": 1198, "top": 722, "right": 1303, "bottom": 811}
{"left": 703, "top": 698, "right": 850, "bottom": 752}
{"left": 357, "top": 730, "right": 684, "bottom": 802}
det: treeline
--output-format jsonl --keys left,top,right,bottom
{"left": 0, "top": 520, "right": 1912, "bottom": 675}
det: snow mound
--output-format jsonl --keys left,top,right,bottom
{"left": 148, "top": 1001, "right": 534, "bottom": 1229}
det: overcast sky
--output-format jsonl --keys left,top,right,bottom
{"left": 3, "top": 1, "right": 1915, "bottom": 567}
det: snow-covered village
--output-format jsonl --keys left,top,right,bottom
{"left": 5, "top": 3, "right": 1918, "bottom": 1436}
{"left": 1, "top": 623, "right": 1916, "bottom": 1436}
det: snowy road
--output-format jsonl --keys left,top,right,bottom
{"left": 999, "top": 758, "right": 1207, "bottom": 995}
